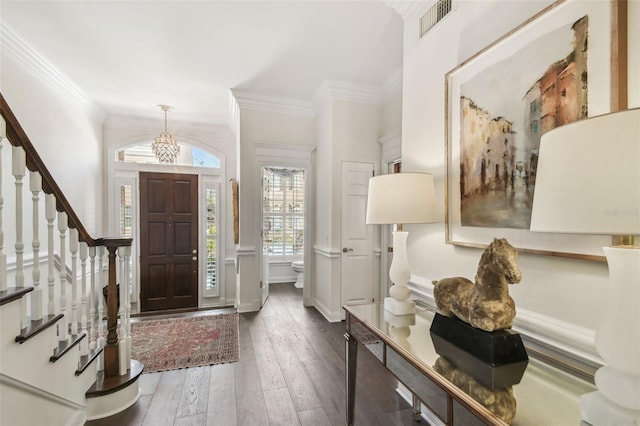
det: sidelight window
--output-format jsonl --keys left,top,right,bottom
{"left": 205, "top": 186, "right": 218, "bottom": 295}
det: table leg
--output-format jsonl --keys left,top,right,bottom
{"left": 412, "top": 393, "right": 422, "bottom": 422}
{"left": 345, "top": 332, "right": 358, "bottom": 426}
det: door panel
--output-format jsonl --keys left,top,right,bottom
{"left": 140, "top": 172, "right": 198, "bottom": 312}
{"left": 341, "top": 162, "right": 374, "bottom": 310}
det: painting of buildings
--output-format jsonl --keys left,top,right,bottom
{"left": 460, "top": 16, "right": 588, "bottom": 229}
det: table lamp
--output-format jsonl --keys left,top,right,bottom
{"left": 530, "top": 108, "right": 640, "bottom": 425}
{"left": 366, "top": 172, "right": 438, "bottom": 315}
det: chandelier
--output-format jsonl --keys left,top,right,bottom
{"left": 152, "top": 104, "right": 180, "bottom": 164}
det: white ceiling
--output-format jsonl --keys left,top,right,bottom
{"left": 1, "top": 1, "right": 404, "bottom": 126}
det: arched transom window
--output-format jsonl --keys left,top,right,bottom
{"left": 116, "top": 142, "right": 221, "bottom": 168}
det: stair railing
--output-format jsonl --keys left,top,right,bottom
{"left": 0, "top": 92, "right": 133, "bottom": 379}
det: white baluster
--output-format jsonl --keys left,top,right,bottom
{"left": 96, "top": 245, "right": 105, "bottom": 371}
{"left": 88, "top": 246, "right": 97, "bottom": 351}
{"left": 12, "top": 147, "right": 26, "bottom": 329}
{"left": 46, "top": 194, "right": 56, "bottom": 316}
{"left": 30, "top": 172, "right": 42, "bottom": 320}
{"left": 57, "top": 211, "right": 68, "bottom": 341}
{"left": 79, "top": 242, "right": 89, "bottom": 356}
{"left": 118, "top": 247, "right": 127, "bottom": 375}
{"left": 69, "top": 228, "right": 79, "bottom": 336}
{"left": 123, "top": 245, "right": 132, "bottom": 368}
{"left": 0, "top": 137, "right": 6, "bottom": 292}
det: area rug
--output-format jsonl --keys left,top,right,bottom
{"left": 131, "top": 313, "right": 239, "bottom": 373}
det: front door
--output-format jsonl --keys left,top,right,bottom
{"left": 140, "top": 172, "right": 199, "bottom": 312}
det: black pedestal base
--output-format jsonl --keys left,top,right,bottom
{"left": 429, "top": 313, "right": 528, "bottom": 390}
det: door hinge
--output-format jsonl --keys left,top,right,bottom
{"left": 260, "top": 280, "right": 263, "bottom": 288}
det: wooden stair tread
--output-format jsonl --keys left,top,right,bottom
{"left": 0, "top": 286, "right": 34, "bottom": 306}
{"left": 76, "top": 347, "right": 103, "bottom": 376}
{"left": 15, "top": 314, "right": 63, "bottom": 343}
{"left": 86, "top": 359, "right": 144, "bottom": 398}
{"left": 50, "top": 333, "right": 86, "bottom": 362}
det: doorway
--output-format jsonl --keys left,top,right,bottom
{"left": 340, "top": 161, "right": 374, "bottom": 309}
{"left": 139, "top": 172, "right": 199, "bottom": 311}
{"left": 260, "top": 167, "right": 305, "bottom": 305}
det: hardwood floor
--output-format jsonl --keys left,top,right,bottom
{"left": 86, "top": 283, "right": 420, "bottom": 425}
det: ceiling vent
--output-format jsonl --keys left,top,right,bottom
{"left": 419, "top": 0, "right": 452, "bottom": 38}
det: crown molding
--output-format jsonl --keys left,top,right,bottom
{"left": 379, "top": 128, "right": 402, "bottom": 163}
{"left": 383, "top": 1, "right": 425, "bottom": 20}
{"left": 228, "top": 91, "right": 241, "bottom": 138}
{"left": 312, "top": 79, "right": 384, "bottom": 112}
{"left": 0, "top": 21, "right": 91, "bottom": 107}
{"left": 229, "top": 89, "right": 316, "bottom": 117}
{"left": 378, "top": 128, "right": 401, "bottom": 145}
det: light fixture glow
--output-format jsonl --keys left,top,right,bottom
{"left": 152, "top": 104, "right": 180, "bottom": 164}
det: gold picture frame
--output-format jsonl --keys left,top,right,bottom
{"left": 444, "top": 0, "right": 627, "bottom": 261}
{"left": 230, "top": 178, "right": 239, "bottom": 245}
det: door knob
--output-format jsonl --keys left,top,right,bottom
{"left": 342, "top": 247, "right": 353, "bottom": 253}
{"left": 193, "top": 249, "right": 197, "bottom": 254}
{"left": 192, "top": 256, "right": 198, "bottom": 261}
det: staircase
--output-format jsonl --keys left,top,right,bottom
{"left": 0, "top": 93, "right": 143, "bottom": 425}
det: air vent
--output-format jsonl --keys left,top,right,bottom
{"left": 419, "top": 0, "right": 452, "bottom": 38}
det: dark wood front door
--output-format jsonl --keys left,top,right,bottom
{"left": 140, "top": 172, "right": 198, "bottom": 312}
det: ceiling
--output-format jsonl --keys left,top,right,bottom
{"left": 0, "top": 1, "right": 404, "bottom": 126}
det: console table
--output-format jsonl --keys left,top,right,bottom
{"left": 343, "top": 302, "right": 595, "bottom": 425}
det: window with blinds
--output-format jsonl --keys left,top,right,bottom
{"left": 119, "top": 184, "right": 133, "bottom": 237}
{"left": 262, "top": 168, "right": 304, "bottom": 256}
{"left": 205, "top": 187, "right": 218, "bottom": 291}
{"left": 117, "top": 180, "right": 136, "bottom": 302}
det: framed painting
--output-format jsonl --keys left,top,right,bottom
{"left": 445, "top": 0, "right": 625, "bottom": 261}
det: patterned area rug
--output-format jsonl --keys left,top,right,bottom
{"left": 131, "top": 313, "right": 239, "bottom": 373}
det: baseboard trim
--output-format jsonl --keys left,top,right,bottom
{"left": 236, "top": 300, "right": 261, "bottom": 313}
{"left": 313, "top": 298, "right": 341, "bottom": 323}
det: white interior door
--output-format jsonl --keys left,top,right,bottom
{"left": 341, "top": 161, "right": 374, "bottom": 309}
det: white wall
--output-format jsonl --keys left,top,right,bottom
{"left": 1, "top": 48, "right": 105, "bottom": 238}
{"left": 103, "top": 118, "right": 238, "bottom": 309}
{"left": 313, "top": 95, "right": 383, "bottom": 320}
{"left": 236, "top": 107, "right": 316, "bottom": 312}
{"left": 380, "top": 75, "right": 403, "bottom": 137}
{"left": 401, "top": 0, "right": 640, "bottom": 334}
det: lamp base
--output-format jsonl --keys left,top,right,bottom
{"left": 384, "top": 297, "right": 415, "bottom": 316}
{"left": 581, "top": 391, "right": 640, "bottom": 425}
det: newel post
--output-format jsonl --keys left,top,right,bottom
{"left": 102, "top": 237, "right": 133, "bottom": 377}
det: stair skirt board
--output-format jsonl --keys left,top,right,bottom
{"left": 0, "top": 373, "right": 86, "bottom": 426}
{"left": 85, "top": 380, "right": 141, "bottom": 421}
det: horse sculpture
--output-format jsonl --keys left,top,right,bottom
{"left": 433, "top": 238, "right": 521, "bottom": 332}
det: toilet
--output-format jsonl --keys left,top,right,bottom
{"left": 292, "top": 260, "right": 304, "bottom": 289}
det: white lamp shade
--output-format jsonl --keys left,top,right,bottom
{"left": 530, "top": 108, "right": 640, "bottom": 235}
{"left": 366, "top": 172, "right": 438, "bottom": 225}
